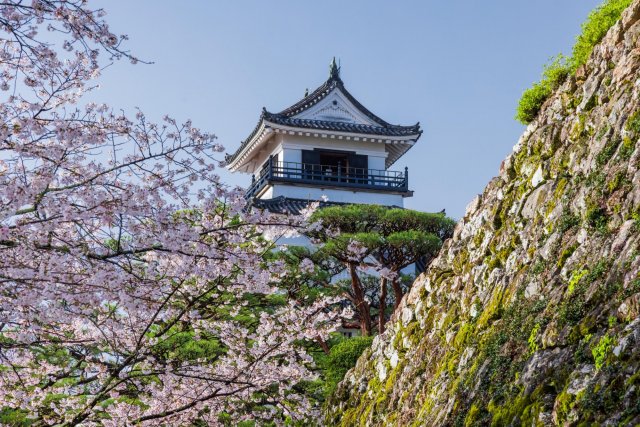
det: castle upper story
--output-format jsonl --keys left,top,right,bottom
{"left": 226, "top": 59, "right": 422, "bottom": 210}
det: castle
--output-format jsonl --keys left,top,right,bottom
{"left": 226, "top": 59, "right": 421, "bottom": 212}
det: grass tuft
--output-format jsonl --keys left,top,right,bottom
{"left": 516, "top": 0, "right": 632, "bottom": 124}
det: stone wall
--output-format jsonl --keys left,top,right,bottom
{"left": 325, "top": 2, "right": 640, "bottom": 425}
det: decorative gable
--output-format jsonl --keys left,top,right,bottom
{"left": 294, "top": 88, "right": 380, "bottom": 126}
{"left": 226, "top": 59, "right": 422, "bottom": 172}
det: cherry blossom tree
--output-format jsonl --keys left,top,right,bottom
{"left": 0, "top": 1, "right": 340, "bottom": 424}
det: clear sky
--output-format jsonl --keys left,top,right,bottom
{"left": 91, "top": 0, "right": 602, "bottom": 219}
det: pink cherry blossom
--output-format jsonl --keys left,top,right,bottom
{"left": 0, "top": 1, "right": 338, "bottom": 424}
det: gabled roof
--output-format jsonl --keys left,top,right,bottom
{"left": 262, "top": 111, "right": 421, "bottom": 137}
{"left": 274, "top": 61, "right": 418, "bottom": 130}
{"left": 226, "top": 60, "right": 422, "bottom": 171}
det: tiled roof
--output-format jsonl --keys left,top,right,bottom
{"left": 262, "top": 111, "right": 421, "bottom": 137}
{"left": 248, "top": 196, "right": 406, "bottom": 215}
{"left": 226, "top": 66, "right": 422, "bottom": 165}
{"left": 248, "top": 196, "right": 346, "bottom": 215}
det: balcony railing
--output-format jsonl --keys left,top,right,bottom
{"left": 246, "top": 159, "right": 409, "bottom": 199}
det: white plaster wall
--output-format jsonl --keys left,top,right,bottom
{"left": 244, "top": 136, "right": 284, "bottom": 175}
{"left": 245, "top": 134, "right": 405, "bottom": 174}
{"left": 281, "top": 135, "right": 388, "bottom": 161}
{"left": 258, "top": 186, "right": 274, "bottom": 199}
{"left": 368, "top": 155, "right": 386, "bottom": 170}
{"left": 282, "top": 147, "right": 302, "bottom": 164}
{"left": 294, "top": 88, "right": 380, "bottom": 126}
{"left": 269, "top": 184, "right": 404, "bottom": 207}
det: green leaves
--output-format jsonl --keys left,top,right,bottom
{"left": 516, "top": 55, "right": 570, "bottom": 125}
{"left": 311, "top": 205, "right": 455, "bottom": 238}
{"left": 516, "top": 0, "right": 632, "bottom": 125}
{"left": 309, "top": 204, "right": 387, "bottom": 235}
{"left": 152, "top": 329, "right": 225, "bottom": 362}
{"left": 385, "top": 230, "right": 442, "bottom": 253}
{"left": 592, "top": 333, "right": 615, "bottom": 370}
{"left": 571, "top": 0, "right": 632, "bottom": 71}
{"left": 310, "top": 205, "right": 455, "bottom": 271}
{"left": 322, "top": 336, "right": 373, "bottom": 397}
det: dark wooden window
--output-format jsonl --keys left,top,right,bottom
{"left": 301, "top": 149, "right": 368, "bottom": 183}
{"left": 301, "top": 150, "right": 320, "bottom": 179}
{"left": 347, "top": 152, "right": 368, "bottom": 183}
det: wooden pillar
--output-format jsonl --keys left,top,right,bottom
{"left": 404, "top": 166, "right": 409, "bottom": 190}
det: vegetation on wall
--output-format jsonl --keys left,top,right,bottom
{"left": 516, "top": 0, "right": 632, "bottom": 124}
{"left": 570, "top": 0, "right": 632, "bottom": 70}
{"left": 322, "top": 336, "right": 374, "bottom": 397}
{"left": 326, "top": 0, "right": 640, "bottom": 424}
{"left": 515, "top": 55, "right": 570, "bottom": 125}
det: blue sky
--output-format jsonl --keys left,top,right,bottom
{"left": 92, "top": 1, "right": 602, "bottom": 219}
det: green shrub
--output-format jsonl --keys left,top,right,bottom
{"left": 571, "top": 0, "right": 632, "bottom": 71}
{"left": 543, "top": 54, "right": 572, "bottom": 85}
{"left": 323, "top": 336, "right": 373, "bottom": 396}
{"left": 516, "top": 81, "right": 553, "bottom": 125}
{"left": 0, "top": 408, "right": 31, "bottom": 426}
{"left": 516, "top": 56, "right": 570, "bottom": 124}
{"left": 516, "top": 0, "right": 632, "bottom": 124}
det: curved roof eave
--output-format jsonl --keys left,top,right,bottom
{"left": 226, "top": 67, "right": 422, "bottom": 167}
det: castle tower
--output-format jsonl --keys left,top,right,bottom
{"left": 226, "top": 59, "right": 422, "bottom": 212}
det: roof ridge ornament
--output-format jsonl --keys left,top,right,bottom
{"left": 226, "top": 58, "right": 422, "bottom": 170}
{"left": 329, "top": 57, "right": 340, "bottom": 80}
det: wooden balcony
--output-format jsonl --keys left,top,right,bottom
{"left": 246, "top": 159, "right": 410, "bottom": 200}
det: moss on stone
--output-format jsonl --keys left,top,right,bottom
{"left": 463, "top": 403, "right": 480, "bottom": 427}
{"left": 568, "top": 269, "right": 589, "bottom": 295}
{"left": 592, "top": 333, "right": 615, "bottom": 370}
{"left": 325, "top": 4, "right": 640, "bottom": 422}
{"left": 557, "top": 243, "right": 578, "bottom": 269}
{"left": 476, "top": 291, "right": 504, "bottom": 330}
{"left": 619, "top": 136, "right": 635, "bottom": 160}
{"left": 596, "top": 137, "right": 622, "bottom": 167}
{"left": 555, "top": 386, "right": 580, "bottom": 424}
{"left": 625, "top": 109, "right": 640, "bottom": 134}
{"left": 452, "top": 249, "right": 470, "bottom": 274}
{"left": 570, "top": 114, "right": 587, "bottom": 141}
{"left": 472, "top": 229, "right": 485, "bottom": 248}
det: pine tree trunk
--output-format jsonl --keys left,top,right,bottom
{"left": 392, "top": 277, "right": 403, "bottom": 310}
{"left": 378, "top": 277, "right": 388, "bottom": 334}
{"left": 349, "top": 263, "right": 371, "bottom": 336}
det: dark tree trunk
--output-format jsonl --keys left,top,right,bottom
{"left": 378, "top": 277, "right": 388, "bottom": 334}
{"left": 348, "top": 263, "right": 371, "bottom": 336}
{"left": 315, "top": 336, "right": 330, "bottom": 354}
{"left": 392, "top": 277, "right": 403, "bottom": 310}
